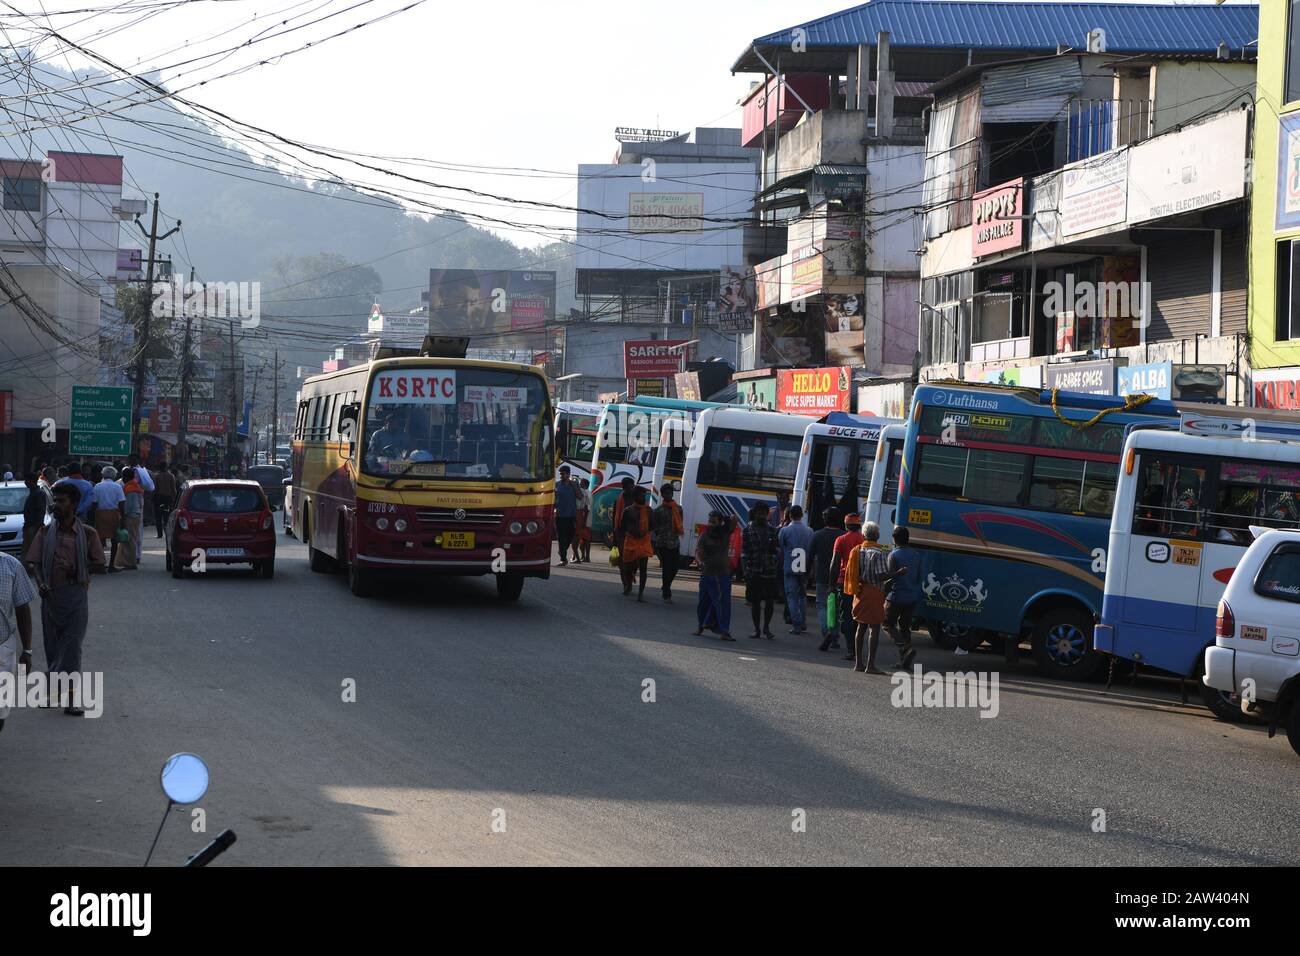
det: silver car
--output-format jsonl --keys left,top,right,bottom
{"left": 0, "top": 481, "right": 50, "bottom": 555}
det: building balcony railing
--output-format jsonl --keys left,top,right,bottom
{"left": 1065, "top": 98, "right": 1153, "bottom": 162}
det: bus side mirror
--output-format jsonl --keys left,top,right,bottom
{"left": 339, "top": 403, "right": 361, "bottom": 460}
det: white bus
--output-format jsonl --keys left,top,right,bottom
{"left": 554, "top": 400, "right": 603, "bottom": 487}
{"left": 1095, "top": 410, "right": 1300, "bottom": 720}
{"left": 864, "top": 422, "right": 907, "bottom": 547}
{"left": 791, "top": 412, "right": 899, "bottom": 531}
{"left": 666, "top": 406, "right": 810, "bottom": 558}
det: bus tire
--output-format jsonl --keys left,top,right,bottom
{"left": 927, "top": 619, "right": 968, "bottom": 649}
{"left": 349, "top": 561, "right": 375, "bottom": 597}
{"left": 1286, "top": 702, "right": 1300, "bottom": 759}
{"left": 1031, "top": 606, "right": 1103, "bottom": 681}
{"left": 305, "top": 515, "right": 333, "bottom": 573}
{"left": 496, "top": 572, "right": 524, "bottom": 601}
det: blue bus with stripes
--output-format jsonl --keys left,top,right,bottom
{"left": 893, "top": 381, "right": 1178, "bottom": 680}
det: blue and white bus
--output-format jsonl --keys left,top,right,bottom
{"left": 1096, "top": 409, "right": 1300, "bottom": 718}
{"left": 893, "top": 381, "right": 1179, "bottom": 679}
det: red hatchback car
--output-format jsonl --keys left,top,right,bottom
{"left": 166, "top": 479, "right": 277, "bottom": 579}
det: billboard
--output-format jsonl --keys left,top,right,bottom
{"left": 971, "top": 178, "right": 1025, "bottom": 256}
{"left": 1060, "top": 151, "right": 1128, "bottom": 237}
{"left": 427, "top": 269, "right": 556, "bottom": 338}
{"left": 824, "top": 293, "right": 864, "bottom": 367}
{"left": 1128, "top": 110, "right": 1247, "bottom": 225}
{"left": 717, "top": 266, "right": 754, "bottom": 333}
{"left": 1254, "top": 367, "right": 1300, "bottom": 410}
{"left": 628, "top": 192, "right": 703, "bottom": 232}
{"left": 1044, "top": 360, "right": 1117, "bottom": 395}
{"left": 777, "top": 366, "right": 852, "bottom": 417}
{"left": 1119, "top": 362, "right": 1227, "bottom": 403}
{"left": 624, "top": 339, "right": 688, "bottom": 378}
{"left": 1277, "top": 113, "right": 1300, "bottom": 232}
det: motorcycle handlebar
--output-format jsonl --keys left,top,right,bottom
{"left": 184, "top": 829, "right": 237, "bottom": 867}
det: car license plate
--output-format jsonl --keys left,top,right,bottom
{"left": 440, "top": 532, "right": 474, "bottom": 550}
{"left": 206, "top": 547, "right": 245, "bottom": 558}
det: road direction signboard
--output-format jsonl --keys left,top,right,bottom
{"left": 70, "top": 385, "right": 134, "bottom": 457}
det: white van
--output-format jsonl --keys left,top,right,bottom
{"left": 669, "top": 406, "right": 809, "bottom": 558}
{"left": 791, "top": 412, "right": 899, "bottom": 532}
{"left": 1204, "top": 527, "right": 1300, "bottom": 757}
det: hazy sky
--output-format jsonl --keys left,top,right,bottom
{"left": 25, "top": 0, "right": 1259, "bottom": 249}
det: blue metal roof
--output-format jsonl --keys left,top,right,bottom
{"left": 744, "top": 0, "right": 1257, "bottom": 59}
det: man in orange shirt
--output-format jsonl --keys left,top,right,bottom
{"left": 824, "top": 514, "right": 865, "bottom": 656}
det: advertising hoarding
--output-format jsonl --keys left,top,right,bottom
{"left": 777, "top": 366, "right": 852, "bottom": 417}
{"left": 1060, "top": 151, "right": 1128, "bottom": 237}
{"left": 624, "top": 340, "right": 688, "bottom": 378}
{"left": 971, "top": 178, "right": 1025, "bottom": 256}
{"left": 1129, "top": 110, "right": 1247, "bottom": 225}
{"left": 1044, "top": 360, "right": 1117, "bottom": 395}
{"left": 628, "top": 193, "right": 703, "bottom": 232}
{"left": 1278, "top": 113, "right": 1300, "bottom": 232}
{"left": 427, "top": 269, "right": 556, "bottom": 337}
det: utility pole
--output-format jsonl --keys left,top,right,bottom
{"left": 130, "top": 193, "right": 180, "bottom": 450}
{"left": 227, "top": 319, "right": 238, "bottom": 474}
{"left": 271, "top": 349, "right": 280, "bottom": 459}
{"left": 177, "top": 266, "right": 196, "bottom": 464}
{"left": 248, "top": 360, "right": 263, "bottom": 462}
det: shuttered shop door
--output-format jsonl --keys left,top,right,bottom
{"left": 1149, "top": 235, "right": 1213, "bottom": 342}
{"left": 1220, "top": 226, "right": 1247, "bottom": 336}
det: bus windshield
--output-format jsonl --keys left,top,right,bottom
{"left": 362, "top": 366, "right": 551, "bottom": 482}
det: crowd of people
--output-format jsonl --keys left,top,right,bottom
{"left": 0, "top": 455, "right": 184, "bottom": 729}
{"left": 554, "top": 471, "right": 924, "bottom": 673}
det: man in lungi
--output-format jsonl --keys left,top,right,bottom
{"left": 24, "top": 483, "right": 105, "bottom": 715}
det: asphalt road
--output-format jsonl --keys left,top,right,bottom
{"left": 1, "top": 521, "right": 1296, "bottom": 866}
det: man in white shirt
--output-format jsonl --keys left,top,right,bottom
{"left": 0, "top": 550, "right": 37, "bottom": 734}
{"left": 91, "top": 466, "right": 126, "bottom": 567}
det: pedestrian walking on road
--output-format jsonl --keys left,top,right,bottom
{"left": 91, "top": 466, "right": 125, "bottom": 569}
{"left": 152, "top": 465, "right": 177, "bottom": 538}
{"left": 884, "top": 526, "right": 923, "bottom": 671}
{"left": 126, "top": 456, "right": 153, "bottom": 556}
{"left": 572, "top": 478, "right": 589, "bottom": 563}
{"left": 824, "top": 514, "right": 864, "bottom": 653}
{"left": 54, "top": 463, "right": 94, "bottom": 524}
{"left": 741, "top": 502, "right": 780, "bottom": 639}
{"left": 554, "top": 465, "right": 578, "bottom": 567}
{"left": 24, "top": 484, "right": 105, "bottom": 715}
{"left": 845, "top": 522, "right": 892, "bottom": 673}
{"left": 612, "top": 475, "right": 635, "bottom": 552}
{"left": 694, "top": 511, "right": 733, "bottom": 640}
{"left": 0, "top": 548, "right": 36, "bottom": 734}
{"left": 114, "top": 468, "right": 144, "bottom": 571}
{"left": 778, "top": 505, "right": 814, "bottom": 635}
{"left": 619, "top": 487, "right": 653, "bottom": 601}
{"left": 810, "top": 508, "right": 842, "bottom": 646}
{"left": 21, "top": 472, "right": 49, "bottom": 558}
{"left": 652, "top": 483, "right": 683, "bottom": 602}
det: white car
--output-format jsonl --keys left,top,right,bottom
{"left": 1204, "top": 527, "right": 1300, "bottom": 758}
{"left": 0, "top": 480, "right": 50, "bottom": 554}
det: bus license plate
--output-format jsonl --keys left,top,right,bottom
{"left": 441, "top": 532, "right": 475, "bottom": 550}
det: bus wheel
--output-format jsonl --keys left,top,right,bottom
{"left": 1286, "top": 703, "right": 1300, "bottom": 759}
{"left": 496, "top": 572, "right": 524, "bottom": 601}
{"left": 349, "top": 560, "right": 375, "bottom": 597}
{"left": 305, "top": 517, "right": 333, "bottom": 573}
{"left": 1031, "top": 607, "right": 1103, "bottom": 681}
{"left": 927, "top": 619, "right": 969, "bottom": 649}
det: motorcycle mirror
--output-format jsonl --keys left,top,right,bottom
{"left": 160, "top": 752, "right": 209, "bottom": 805}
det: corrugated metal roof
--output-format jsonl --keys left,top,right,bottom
{"left": 743, "top": 0, "right": 1257, "bottom": 59}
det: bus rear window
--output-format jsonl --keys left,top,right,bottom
{"left": 1256, "top": 544, "right": 1300, "bottom": 604}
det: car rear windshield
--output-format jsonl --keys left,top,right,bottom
{"left": 1255, "top": 543, "right": 1300, "bottom": 604}
{"left": 188, "top": 487, "right": 263, "bottom": 513}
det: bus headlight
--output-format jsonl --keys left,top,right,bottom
{"left": 509, "top": 521, "right": 523, "bottom": 534}
{"left": 525, "top": 520, "right": 540, "bottom": 534}
{"left": 376, "top": 517, "right": 389, "bottom": 531}
{"left": 394, "top": 518, "right": 407, "bottom": 532}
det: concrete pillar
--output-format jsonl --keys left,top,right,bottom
{"left": 846, "top": 54, "right": 858, "bottom": 110}
{"left": 875, "top": 32, "right": 894, "bottom": 140}
{"left": 856, "top": 43, "right": 871, "bottom": 116}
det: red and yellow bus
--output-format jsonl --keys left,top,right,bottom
{"left": 290, "top": 351, "right": 555, "bottom": 599}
